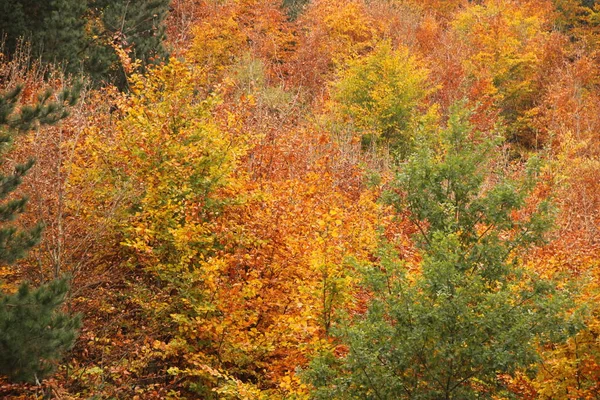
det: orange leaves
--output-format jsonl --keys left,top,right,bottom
{"left": 9, "top": 0, "right": 600, "bottom": 398}
{"left": 67, "top": 60, "right": 251, "bottom": 305}
{"left": 290, "top": 0, "right": 379, "bottom": 90}
{"left": 405, "top": 0, "right": 467, "bottom": 17}
{"left": 533, "top": 292, "right": 600, "bottom": 398}
{"left": 307, "top": 0, "right": 376, "bottom": 61}
{"left": 66, "top": 35, "right": 384, "bottom": 395}
{"left": 187, "top": 0, "right": 296, "bottom": 89}
{"left": 292, "top": 0, "right": 425, "bottom": 95}
{"left": 451, "top": 0, "right": 553, "bottom": 145}
{"left": 202, "top": 169, "right": 381, "bottom": 393}
{"left": 189, "top": 13, "right": 247, "bottom": 86}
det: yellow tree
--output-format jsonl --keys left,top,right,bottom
{"left": 452, "top": 0, "right": 552, "bottom": 148}
{"left": 65, "top": 58, "right": 251, "bottom": 397}
{"left": 329, "top": 41, "right": 432, "bottom": 156}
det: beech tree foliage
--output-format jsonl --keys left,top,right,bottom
{"left": 2, "top": 0, "right": 600, "bottom": 398}
{"left": 331, "top": 41, "right": 431, "bottom": 155}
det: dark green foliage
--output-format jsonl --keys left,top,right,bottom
{"left": 100, "top": 0, "right": 169, "bottom": 65}
{"left": 0, "top": 84, "right": 81, "bottom": 383}
{"left": 0, "top": 278, "right": 81, "bottom": 383}
{"left": 0, "top": 1, "right": 53, "bottom": 57}
{"left": 0, "top": 156, "right": 41, "bottom": 265}
{"left": 0, "top": 0, "right": 169, "bottom": 88}
{"left": 38, "top": 0, "right": 89, "bottom": 73}
{"left": 88, "top": 0, "right": 170, "bottom": 87}
{"left": 0, "top": 0, "right": 86, "bottom": 74}
{"left": 0, "top": 84, "right": 81, "bottom": 133}
{"left": 0, "top": 84, "right": 80, "bottom": 263}
{"left": 306, "top": 105, "right": 575, "bottom": 399}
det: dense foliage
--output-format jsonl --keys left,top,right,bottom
{"left": 0, "top": 278, "right": 81, "bottom": 383}
{"left": 0, "top": 79, "right": 81, "bottom": 386}
{"left": 0, "top": 0, "right": 169, "bottom": 88}
{"left": 1, "top": 0, "right": 600, "bottom": 398}
{"left": 307, "top": 106, "right": 573, "bottom": 399}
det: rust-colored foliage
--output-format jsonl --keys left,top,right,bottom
{"left": 185, "top": 0, "right": 296, "bottom": 91}
{"left": 4, "top": 0, "right": 600, "bottom": 398}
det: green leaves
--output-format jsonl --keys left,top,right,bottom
{"left": 306, "top": 104, "right": 573, "bottom": 399}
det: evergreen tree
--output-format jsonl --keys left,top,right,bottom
{"left": 38, "top": 0, "right": 88, "bottom": 74}
{"left": 0, "top": 84, "right": 79, "bottom": 260}
{"left": 0, "top": 0, "right": 86, "bottom": 75}
{"left": 0, "top": 278, "right": 81, "bottom": 383}
{"left": 0, "top": 0, "right": 169, "bottom": 89}
{"left": 0, "top": 1, "right": 52, "bottom": 56}
{"left": 87, "top": 0, "right": 170, "bottom": 87}
{"left": 306, "top": 105, "right": 575, "bottom": 399}
{"left": 101, "top": 0, "right": 169, "bottom": 66}
{"left": 0, "top": 84, "right": 81, "bottom": 383}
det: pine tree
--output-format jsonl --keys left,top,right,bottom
{"left": 0, "top": 84, "right": 81, "bottom": 383}
{"left": 0, "top": 278, "right": 81, "bottom": 383}
{"left": 306, "top": 105, "right": 575, "bottom": 399}
{"left": 38, "top": 0, "right": 88, "bottom": 74}
{"left": 0, "top": 0, "right": 87, "bottom": 77}
{"left": 0, "top": 85, "right": 80, "bottom": 260}
{"left": 0, "top": 1, "right": 51, "bottom": 57}
{"left": 0, "top": 0, "right": 169, "bottom": 89}
{"left": 87, "top": 0, "right": 170, "bottom": 88}
{"left": 102, "top": 0, "right": 169, "bottom": 67}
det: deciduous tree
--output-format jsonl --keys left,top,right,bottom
{"left": 306, "top": 105, "right": 573, "bottom": 399}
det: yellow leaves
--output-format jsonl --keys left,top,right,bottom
{"left": 452, "top": 0, "right": 548, "bottom": 94}
{"left": 330, "top": 40, "right": 432, "bottom": 152}
{"left": 67, "top": 62, "right": 252, "bottom": 310}
{"left": 189, "top": 15, "right": 246, "bottom": 79}
{"left": 186, "top": 0, "right": 295, "bottom": 91}
{"left": 62, "top": 7, "right": 388, "bottom": 395}
{"left": 294, "top": 0, "right": 380, "bottom": 89}
{"left": 319, "top": 0, "right": 376, "bottom": 63}
{"left": 449, "top": 0, "right": 553, "bottom": 145}
{"left": 111, "top": 42, "right": 142, "bottom": 77}
{"left": 315, "top": 207, "right": 345, "bottom": 241}
{"left": 168, "top": 362, "right": 264, "bottom": 399}
{"left": 533, "top": 327, "right": 600, "bottom": 399}
{"left": 241, "top": 278, "right": 263, "bottom": 300}
{"left": 278, "top": 373, "right": 310, "bottom": 399}
{"left": 522, "top": 253, "right": 600, "bottom": 399}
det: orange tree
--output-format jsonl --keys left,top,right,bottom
{"left": 66, "top": 49, "right": 386, "bottom": 397}
{"left": 452, "top": 0, "right": 553, "bottom": 148}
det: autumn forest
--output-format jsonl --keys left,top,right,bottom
{"left": 1, "top": 0, "right": 600, "bottom": 398}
